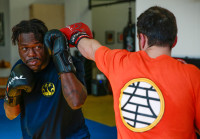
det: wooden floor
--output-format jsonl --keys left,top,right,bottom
{"left": 82, "top": 95, "right": 116, "bottom": 127}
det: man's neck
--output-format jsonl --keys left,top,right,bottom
{"left": 145, "top": 45, "right": 171, "bottom": 58}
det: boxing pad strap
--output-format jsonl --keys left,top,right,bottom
{"left": 5, "top": 90, "right": 21, "bottom": 107}
{"left": 53, "top": 49, "right": 76, "bottom": 74}
{"left": 70, "top": 32, "right": 91, "bottom": 47}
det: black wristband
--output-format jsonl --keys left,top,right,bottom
{"left": 70, "top": 32, "right": 90, "bottom": 47}
{"left": 4, "top": 93, "right": 21, "bottom": 107}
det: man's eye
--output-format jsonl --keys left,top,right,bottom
{"left": 35, "top": 46, "right": 41, "bottom": 49}
{"left": 22, "top": 47, "right": 27, "bottom": 51}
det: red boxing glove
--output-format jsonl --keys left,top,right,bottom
{"left": 60, "top": 22, "right": 93, "bottom": 48}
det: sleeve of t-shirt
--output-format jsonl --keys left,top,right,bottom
{"left": 95, "top": 46, "right": 128, "bottom": 78}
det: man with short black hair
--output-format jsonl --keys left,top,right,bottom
{"left": 61, "top": 6, "right": 200, "bottom": 139}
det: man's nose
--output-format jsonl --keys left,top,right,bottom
{"left": 28, "top": 48, "right": 36, "bottom": 57}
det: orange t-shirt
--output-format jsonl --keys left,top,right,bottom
{"left": 95, "top": 46, "right": 200, "bottom": 139}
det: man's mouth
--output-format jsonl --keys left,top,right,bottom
{"left": 26, "top": 58, "right": 40, "bottom": 66}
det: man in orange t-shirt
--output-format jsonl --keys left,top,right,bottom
{"left": 60, "top": 6, "right": 200, "bottom": 139}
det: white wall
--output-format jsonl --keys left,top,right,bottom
{"left": 9, "top": 0, "right": 65, "bottom": 66}
{"left": 64, "top": 0, "right": 92, "bottom": 27}
{"left": 136, "top": 0, "right": 200, "bottom": 58}
{"left": 1, "top": 0, "right": 199, "bottom": 67}
{"left": 64, "top": 0, "right": 92, "bottom": 55}
{"left": 92, "top": 1, "right": 135, "bottom": 49}
{"left": 6, "top": 0, "right": 91, "bottom": 65}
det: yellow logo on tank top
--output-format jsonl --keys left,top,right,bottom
{"left": 41, "top": 82, "right": 55, "bottom": 97}
{"left": 119, "top": 78, "right": 165, "bottom": 132}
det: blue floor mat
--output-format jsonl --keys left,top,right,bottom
{"left": 0, "top": 116, "right": 22, "bottom": 139}
{"left": 0, "top": 118, "right": 117, "bottom": 139}
{"left": 0, "top": 100, "right": 117, "bottom": 139}
{"left": 85, "top": 119, "right": 117, "bottom": 139}
{"left": 0, "top": 100, "right": 22, "bottom": 139}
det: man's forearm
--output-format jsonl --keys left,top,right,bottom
{"left": 77, "top": 38, "right": 102, "bottom": 61}
{"left": 60, "top": 73, "right": 87, "bottom": 109}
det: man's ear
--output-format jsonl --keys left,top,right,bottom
{"left": 172, "top": 36, "right": 177, "bottom": 48}
{"left": 139, "top": 33, "right": 147, "bottom": 50}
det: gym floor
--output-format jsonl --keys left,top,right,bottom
{"left": 83, "top": 95, "right": 117, "bottom": 139}
{"left": 0, "top": 95, "right": 117, "bottom": 139}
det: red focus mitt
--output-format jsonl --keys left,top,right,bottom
{"left": 60, "top": 22, "right": 93, "bottom": 48}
